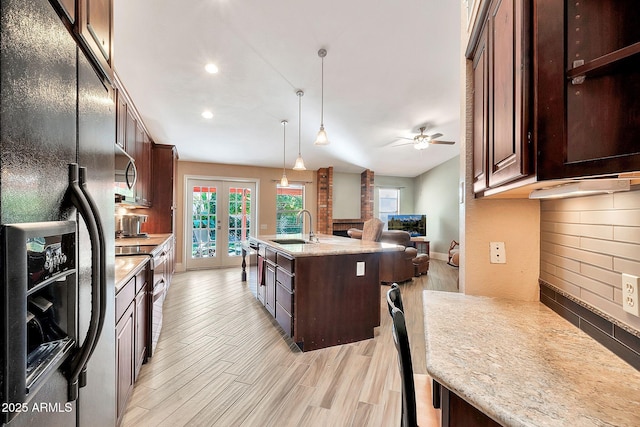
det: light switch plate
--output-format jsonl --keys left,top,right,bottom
{"left": 490, "top": 242, "right": 506, "bottom": 264}
{"left": 356, "top": 262, "right": 365, "bottom": 276}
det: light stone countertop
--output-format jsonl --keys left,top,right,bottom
{"left": 422, "top": 290, "right": 640, "bottom": 427}
{"left": 250, "top": 233, "right": 403, "bottom": 257}
{"left": 115, "top": 233, "right": 172, "bottom": 247}
{"left": 115, "top": 255, "right": 149, "bottom": 293}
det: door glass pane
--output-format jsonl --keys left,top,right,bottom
{"left": 192, "top": 185, "right": 217, "bottom": 258}
{"left": 276, "top": 185, "right": 304, "bottom": 234}
{"left": 227, "top": 187, "right": 251, "bottom": 257}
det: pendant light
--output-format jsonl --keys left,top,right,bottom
{"left": 280, "top": 120, "right": 289, "bottom": 187}
{"left": 293, "top": 90, "right": 307, "bottom": 170}
{"left": 314, "top": 48, "right": 330, "bottom": 145}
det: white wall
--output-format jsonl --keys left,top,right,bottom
{"left": 333, "top": 172, "right": 361, "bottom": 219}
{"left": 414, "top": 156, "right": 461, "bottom": 259}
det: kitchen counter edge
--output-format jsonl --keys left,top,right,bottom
{"left": 249, "top": 234, "right": 403, "bottom": 257}
{"left": 422, "top": 290, "right": 640, "bottom": 427}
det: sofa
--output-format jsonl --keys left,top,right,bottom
{"left": 347, "top": 228, "right": 430, "bottom": 284}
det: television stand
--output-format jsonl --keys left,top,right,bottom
{"left": 410, "top": 236, "right": 430, "bottom": 255}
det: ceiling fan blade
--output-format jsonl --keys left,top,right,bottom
{"left": 430, "top": 140, "right": 456, "bottom": 145}
{"left": 390, "top": 141, "right": 416, "bottom": 147}
{"left": 380, "top": 138, "right": 413, "bottom": 148}
{"left": 428, "top": 133, "right": 443, "bottom": 139}
{"left": 396, "top": 136, "right": 415, "bottom": 141}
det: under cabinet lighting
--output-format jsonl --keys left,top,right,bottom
{"left": 529, "top": 179, "right": 630, "bottom": 199}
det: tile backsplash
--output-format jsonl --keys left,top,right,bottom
{"left": 540, "top": 187, "right": 640, "bottom": 333}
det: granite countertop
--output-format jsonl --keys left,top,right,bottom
{"left": 423, "top": 290, "right": 640, "bottom": 427}
{"left": 115, "top": 233, "right": 172, "bottom": 247}
{"left": 250, "top": 233, "right": 403, "bottom": 257}
{"left": 115, "top": 255, "right": 149, "bottom": 293}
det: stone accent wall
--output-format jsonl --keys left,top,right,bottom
{"left": 360, "top": 169, "right": 375, "bottom": 221}
{"left": 316, "top": 167, "right": 333, "bottom": 234}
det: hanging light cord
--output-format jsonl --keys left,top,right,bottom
{"left": 282, "top": 120, "right": 287, "bottom": 170}
{"left": 320, "top": 55, "right": 324, "bottom": 127}
{"left": 298, "top": 93, "right": 302, "bottom": 154}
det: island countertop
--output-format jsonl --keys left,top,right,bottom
{"left": 250, "top": 233, "right": 403, "bottom": 257}
{"left": 423, "top": 290, "right": 640, "bottom": 427}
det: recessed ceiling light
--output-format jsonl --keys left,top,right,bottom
{"left": 205, "top": 63, "right": 219, "bottom": 74}
{"left": 202, "top": 110, "right": 214, "bottom": 119}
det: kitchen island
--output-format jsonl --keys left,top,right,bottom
{"left": 249, "top": 234, "right": 402, "bottom": 351}
{"left": 423, "top": 291, "right": 640, "bottom": 427}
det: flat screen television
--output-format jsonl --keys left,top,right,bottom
{"left": 387, "top": 214, "right": 426, "bottom": 237}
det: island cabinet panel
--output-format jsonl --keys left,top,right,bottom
{"left": 294, "top": 253, "right": 380, "bottom": 352}
{"left": 256, "top": 249, "right": 266, "bottom": 304}
{"left": 275, "top": 263, "right": 294, "bottom": 336}
{"left": 253, "top": 238, "right": 383, "bottom": 352}
{"left": 264, "top": 261, "right": 277, "bottom": 316}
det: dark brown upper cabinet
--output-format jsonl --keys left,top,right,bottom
{"left": 468, "top": 0, "right": 532, "bottom": 195}
{"left": 77, "top": 0, "right": 113, "bottom": 82}
{"left": 536, "top": 0, "right": 640, "bottom": 180}
{"left": 116, "top": 89, "right": 128, "bottom": 151}
{"left": 52, "top": 0, "right": 75, "bottom": 24}
{"left": 472, "top": 25, "right": 489, "bottom": 194}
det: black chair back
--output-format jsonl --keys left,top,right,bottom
{"left": 386, "top": 284, "right": 417, "bottom": 427}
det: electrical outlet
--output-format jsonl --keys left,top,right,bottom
{"left": 490, "top": 242, "right": 506, "bottom": 264}
{"left": 622, "top": 273, "right": 640, "bottom": 317}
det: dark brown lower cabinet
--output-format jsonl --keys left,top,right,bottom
{"left": 436, "top": 382, "right": 501, "bottom": 427}
{"left": 264, "top": 262, "right": 276, "bottom": 316}
{"left": 116, "top": 262, "right": 150, "bottom": 425}
{"left": 254, "top": 241, "right": 380, "bottom": 352}
{"left": 134, "top": 282, "right": 148, "bottom": 380}
{"left": 116, "top": 302, "right": 134, "bottom": 425}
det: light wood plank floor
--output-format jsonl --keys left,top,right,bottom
{"left": 122, "top": 260, "right": 459, "bottom": 427}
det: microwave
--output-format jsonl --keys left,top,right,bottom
{"left": 114, "top": 144, "right": 136, "bottom": 201}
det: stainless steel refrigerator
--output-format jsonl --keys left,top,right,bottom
{"left": 1, "top": 0, "right": 116, "bottom": 425}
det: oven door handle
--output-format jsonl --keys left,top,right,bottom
{"left": 153, "top": 279, "right": 166, "bottom": 302}
{"left": 66, "top": 164, "right": 106, "bottom": 402}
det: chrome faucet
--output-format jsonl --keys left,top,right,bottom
{"left": 297, "top": 209, "right": 317, "bottom": 242}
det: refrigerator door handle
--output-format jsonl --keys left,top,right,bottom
{"left": 66, "top": 163, "right": 106, "bottom": 401}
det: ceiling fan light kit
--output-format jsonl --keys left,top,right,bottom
{"left": 280, "top": 120, "right": 289, "bottom": 187}
{"left": 394, "top": 126, "right": 455, "bottom": 150}
{"left": 293, "top": 90, "right": 307, "bottom": 170}
{"left": 314, "top": 48, "right": 330, "bottom": 146}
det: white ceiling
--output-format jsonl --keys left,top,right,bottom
{"left": 113, "top": 0, "right": 462, "bottom": 178}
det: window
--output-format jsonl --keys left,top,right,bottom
{"left": 378, "top": 188, "right": 400, "bottom": 227}
{"left": 276, "top": 184, "right": 304, "bottom": 234}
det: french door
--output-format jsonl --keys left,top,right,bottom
{"left": 186, "top": 178, "right": 256, "bottom": 269}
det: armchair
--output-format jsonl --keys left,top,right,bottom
{"left": 379, "top": 230, "right": 427, "bottom": 284}
{"left": 347, "top": 227, "right": 429, "bottom": 284}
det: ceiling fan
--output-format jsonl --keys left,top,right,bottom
{"left": 393, "top": 127, "right": 455, "bottom": 150}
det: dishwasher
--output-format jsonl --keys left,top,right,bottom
{"left": 149, "top": 245, "right": 167, "bottom": 356}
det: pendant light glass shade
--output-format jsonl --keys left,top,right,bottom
{"left": 314, "top": 126, "right": 329, "bottom": 145}
{"left": 314, "top": 48, "right": 330, "bottom": 145}
{"left": 280, "top": 120, "right": 289, "bottom": 187}
{"left": 293, "top": 90, "right": 307, "bottom": 170}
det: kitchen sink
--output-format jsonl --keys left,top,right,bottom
{"left": 270, "top": 238, "right": 311, "bottom": 245}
